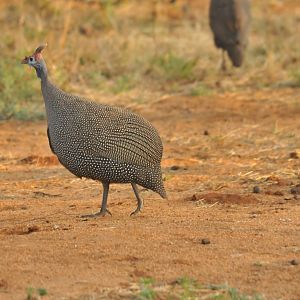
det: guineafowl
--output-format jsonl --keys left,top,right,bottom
{"left": 22, "top": 44, "right": 167, "bottom": 217}
{"left": 209, "top": 0, "right": 251, "bottom": 70}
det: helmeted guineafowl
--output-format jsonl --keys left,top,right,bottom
{"left": 209, "top": 0, "right": 251, "bottom": 70}
{"left": 22, "top": 44, "right": 167, "bottom": 217}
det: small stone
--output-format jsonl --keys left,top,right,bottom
{"left": 253, "top": 186, "right": 260, "bottom": 193}
{"left": 204, "top": 130, "right": 209, "bottom": 136}
{"left": 0, "top": 279, "right": 8, "bottom": 289}
{"left": 290, "top": 259, "right": 299, "bottom": 266}
{"left": 290, "top": 184, "right": 300, "bottom": 195}
{"left": 170, "top": 165, "right": 180, "bottom": 171}
{"left": 273, "top": 191, "right": 284, "bottom": 196}
{"left": 250, "top": 211, "right": 262, "bottom": 215}
{"left": 190, "top": 194, "right": 198, "bottom": 201}
{"left": 289, "top": 151, "right": 299, "bottom": 159}
{"left": 201, "top": 238, "right": 210, "bottom": 245}
{"left": 26, "top": 225, "right": 39, "bottom": 234}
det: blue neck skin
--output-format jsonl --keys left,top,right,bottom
{"left": 35, "top": 60, "right": 48, "bottom": 82}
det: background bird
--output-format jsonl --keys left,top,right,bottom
{"left": 21, "top": 44, "right": 167, "bottom": 218}
{"left": 209, "top": 0, "right": 251, "bottom": 70}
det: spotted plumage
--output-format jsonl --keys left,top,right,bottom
{"left": 209, "top": 0, "right": 251, "bottom": 69}
{"left": 22, "top": 45, "right": 166, "bottom": 217}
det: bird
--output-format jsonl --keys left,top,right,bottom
{"left": 21, "top": 44, "right": 167, "bottom": 217}
{"left": 209, "top": 0, "right": 251, "bottom": 70}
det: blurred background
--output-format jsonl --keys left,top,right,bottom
{"left": 0, "top": 0, "right": 300, "bottom": 120}
{"left": 1, "top": 3, "right": 300, "bottom": 299}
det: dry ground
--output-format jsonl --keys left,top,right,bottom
{"left": 1, "top": 0, "right": 300, "bottom": 299}
{"left": 1, "top": 88, "right": 300, "bottom": 300}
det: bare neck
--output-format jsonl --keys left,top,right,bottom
{"left": 35, "top": 59, "right": 48, "bottom": 82}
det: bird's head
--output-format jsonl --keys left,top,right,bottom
{"left": 21, "top": 44, "right": 47, "bottom": 67}
{"left": 22, "top": 44, "right": 48, "bottom": 80}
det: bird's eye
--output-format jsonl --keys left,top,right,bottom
{"left": 29, "top": 57, "right": 33, "bottom": 62}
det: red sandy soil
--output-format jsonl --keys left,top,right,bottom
{"left": 0, "top": 88, "right": 300, "bottom": 299}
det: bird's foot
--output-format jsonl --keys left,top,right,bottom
{"left": 81, "top": 208, "right": 112, "bottom": 218}
{"left": 130, "top": 207, "right": 142, "bottom": 216}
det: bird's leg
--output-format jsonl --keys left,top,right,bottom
{"left": 81, "top": 182, "right": 112, "bottom": 218}
{"left": 221, "top": 50, "right": 227, "bottom": 72}
{"left": 130, "top": 183, "right": 144, "bottom": 216}
{"left": 96, "top": 182, "right": 112, "bottom": 216}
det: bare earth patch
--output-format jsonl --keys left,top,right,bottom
{"left": 0, "top": 89, "right": 300, "bottom": 299}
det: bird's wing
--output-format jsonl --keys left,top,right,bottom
{"left": 209, "top": 0, "right": 250, "bottom": 46}
{"left": 79, "top": 103, "right": 163, "bottom": 168}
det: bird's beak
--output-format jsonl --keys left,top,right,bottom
{"left": 21, "top": 56, "right": 29, "bottom": 64}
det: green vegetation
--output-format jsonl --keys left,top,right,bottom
{"left": 176, "top": 276, "right": 200, "bottom": 300}
{"left": 138, "top": 277, "right": 157, "bottom": 300}
{"left": 289, "top": 69, "right": 300, "bottom": 87}
{"left": 189, "top": 83, "right": 213, "bottom": 96}
{"left": 0, "top": 58, "right": 43, "bottom": 120}
{"left": 206, "top": 284, "right": 264, "bottom": 300}
{"left": 0, "top": 1, "right": 299, "bottom": 120}
{"left": 151, "top": 52, "right": 198, "bottom": 81}
{"left": 133, "top": 277, "right": 264, "bottom": 300}
{"left": 112, "top": 74, "right": 135, "bottom": 94}
{"left": 26, "top": 287, "right": 48, "bottom": 299}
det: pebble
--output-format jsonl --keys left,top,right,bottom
{"left": 253, "top": 186, "right": 260, "bottom": 193}
{"left": 26, "top": 225, "right": 39, "bottom": 234}
{"left": 290, "top": 185, "right": 300, "bottom": 195}
{"left": 201, "top": 238, "right": 210, "bottom": 245}
{"left": 204, "top": 130, "right": 209, "bottom": 136}
{"left": 290, "top": 259, "right": 299, "bottom": 266}
{"left": 274, "top": 191, "right": 284, "bottom": 196}
{"left": 0, "top": 279, "right": 8, "bottom": 289}
{"left": 170, "top": 165, "right": 180, "bottom": 171}
{"left": 289, "top": 151, "right": 299, "bottom": 159}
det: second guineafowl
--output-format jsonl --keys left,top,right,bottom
{"left": 22, "top": 45, "right": 167, "bottom": 217}
{"left": 209, "top": 0, "right": 251, "bottom": 70}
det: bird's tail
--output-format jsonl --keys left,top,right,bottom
{"left": 137, "top": 165, "right": 167, "bottom": 199}
{"left": 154, "top": 169, "right": 167, "bottom": 199}
{"left": 227, "top": 44, "right": 244, "bottom": 67}
{"left": 157, "top": 183, "right": 167, "bottom": 199}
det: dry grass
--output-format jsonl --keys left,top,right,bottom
{"left": 0, "top": 0, "right": 300, "bottom": 119}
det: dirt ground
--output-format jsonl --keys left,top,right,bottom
{"left": 1, "top": 89, "right": 300, "bottom": 300}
